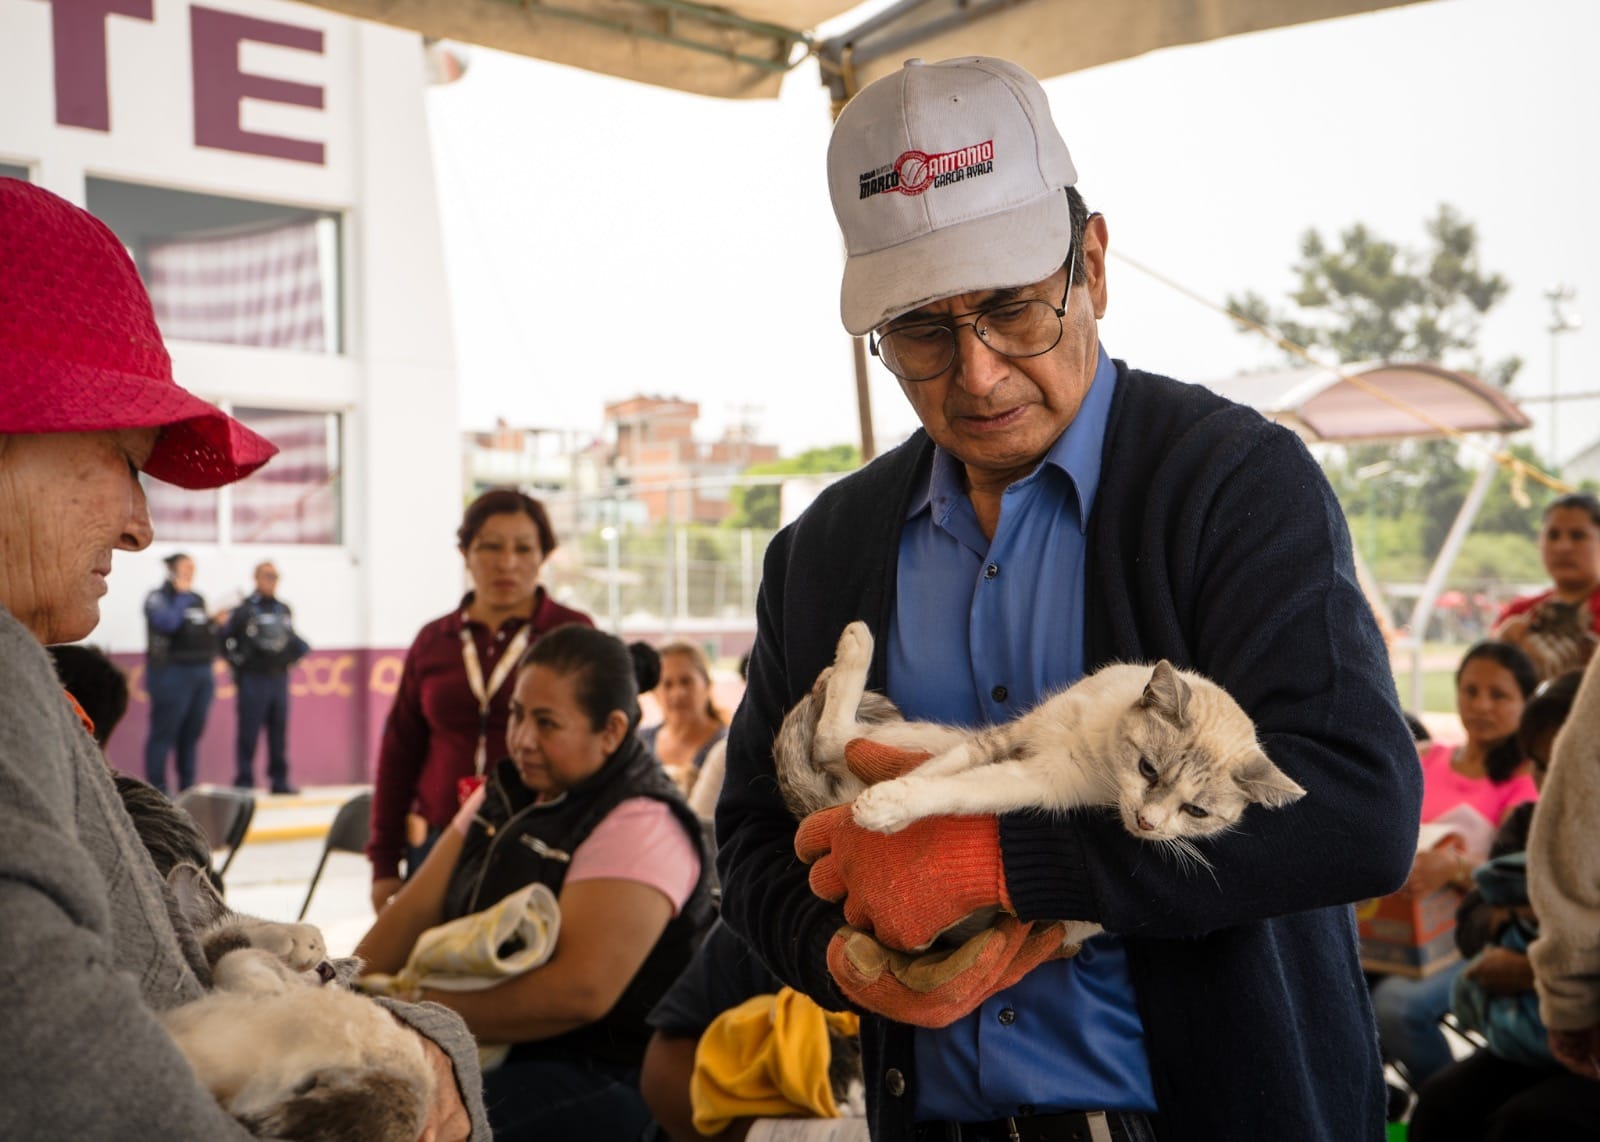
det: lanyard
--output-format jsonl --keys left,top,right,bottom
{"left": 459, "top": 614, "right": 535, "bottom": 775}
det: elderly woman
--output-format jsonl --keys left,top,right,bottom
{"left": 0, "top": 178, "right": 483, "bottom": 1139}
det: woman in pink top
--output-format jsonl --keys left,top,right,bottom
{"left": 1376, "top": 640, "right": 1540, "bottom": 1089}
{"left": 357, "top": 626, "right": 714, "bottom": 1138}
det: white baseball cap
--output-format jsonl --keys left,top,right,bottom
{"left": 828, "top": 56, "right": 1078, "bottom": 335}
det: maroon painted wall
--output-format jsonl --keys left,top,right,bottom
{"left": 105, "top": 648, "right": 405, "bottom": 787}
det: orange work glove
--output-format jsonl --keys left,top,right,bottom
{"left": 795, "top": 740, "right": 1011, "bottom": 954}
{"left": 827, "top": 917, "right": 1077, "bottom": 1028}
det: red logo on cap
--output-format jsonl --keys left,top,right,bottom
{"left": 858, "top": 139, "right": 995, "bottom": 199}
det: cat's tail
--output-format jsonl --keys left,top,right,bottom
{"left": 240, "top": 1065, "right": 428, "bottom": 1142}
{"left": 775, "top": 684, "right": 864, "bottom": 819}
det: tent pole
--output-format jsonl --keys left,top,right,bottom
{"left": 825, "top": 49, "right": 876, "bottom": 462}
{"left": 1406, "top": 435, "right": 1504, "bottom": 711}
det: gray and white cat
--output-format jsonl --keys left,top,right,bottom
{"left": 775, "top": 622, "right": 1306, "bottom": 944}
{"left": 161, "top": 864, "right": 433, "bottom": 1142}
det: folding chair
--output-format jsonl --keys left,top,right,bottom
{"left": 298, "top": 790, "right": 373, "bottom": 921}
{"left": 174, "top": 786, "right": 255, "bottom": 885}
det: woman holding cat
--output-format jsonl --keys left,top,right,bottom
{"left": 357, "top": 624, "right": 716, "bottom": 1139}
{"left": 643, "top": 640, "right": 728, "bottom": 795}
{"left": 0, "top": 179, "right": 483, "bottom": 1140}
{"left": 1373, "top": 639, "right": 1541, "bottom": 1088}
{"left": 367, "top": 488, "right": 593, "bottom": 913}
{"left": 1495, "top": 493, "right": 1600, "bottom": 645}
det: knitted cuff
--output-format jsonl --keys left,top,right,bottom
{"left": 998, "top": 811, "right": 1099, "bottom": 923}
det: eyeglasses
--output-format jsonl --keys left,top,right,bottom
{"left": 869, "top": 255, "right": 1075, "bottom": 383}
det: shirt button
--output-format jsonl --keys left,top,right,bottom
{"left": 884, "top": 1068, "right": 906, "bottom": 1097}
{"left": 991, "top": 685, "right": 1008, "bottom": 702}
{"left": 998, "top": 1007, "right": 1017, "bottom": 1026}
{"left": 984, "top": 562, "right": 999, "bottom": 579}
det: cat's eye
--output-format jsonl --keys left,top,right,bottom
{"left": 1138, "top": 757, "right": 1158, "bottom": 784}
{"left": 1182, "top": 803, "right": 1209, "bottom": 818}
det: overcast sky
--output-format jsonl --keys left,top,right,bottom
{"left": 428, "top": 0, "right": 1600, "bottom": 468}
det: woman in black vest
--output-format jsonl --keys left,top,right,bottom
{"left": 357, "top": 625, "right": 714, "bottom": 1140}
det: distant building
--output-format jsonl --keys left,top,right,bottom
{"left": 604, "top": 394, "right": 779, "bottom": 524}
{"left": 1560, "top": 437, "right": 1600, "bottom": 489}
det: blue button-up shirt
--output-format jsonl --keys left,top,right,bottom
{"left": 887, "top": 347, "right": 1158, "bottom": 1120}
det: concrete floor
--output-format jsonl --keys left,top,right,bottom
{"left": 223, "top": 785, "right": 376, "bottom": 957}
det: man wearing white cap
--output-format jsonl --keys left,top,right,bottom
{"left": 717, "top": 57, "right": 1420, "bottom": 1141}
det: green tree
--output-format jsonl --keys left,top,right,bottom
{"left": 1233, "top": 205, "right": 1544, "bottom": 572}
{"left": 726, "top": 444, "right": 861, "bottom": 529}
{"left": 1229, "top": 204, "right": 1519, "bottom": 384}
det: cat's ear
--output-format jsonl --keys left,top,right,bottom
{"left": 1233, "top": 751, "right": 1307, "bottom": 809}
{"left": 1140, "top": 660, "right": 1191, "bottom": 726}
{"left": 166, "top": 861, "right": 230, "bottom": 931}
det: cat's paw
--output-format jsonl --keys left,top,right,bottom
{"left": 253, "top": 923, "right": 328, "bottom": 971}
{"left": 851, "top": 781, "right": 917, "bottom": 834}
{"left": 835, "top": 621, "right": 873, "bottom": 672}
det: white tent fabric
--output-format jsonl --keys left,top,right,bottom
{"left": 297, "top": 0, "right": 1431, "bottom": 100}
{"left": 1202, "top": 361, "right": 1531, "bottom": 444}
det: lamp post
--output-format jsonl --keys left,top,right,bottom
{"left": 600, "top": 525, "right": 620, "bottom": 633}
{"left": 1545, "top": 284, "right": 1582, "bottom": 468}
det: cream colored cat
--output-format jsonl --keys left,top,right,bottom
{"left": 780, "top": 622, "right": 1306, "bottom": 869}
{"left": 160, "top": 865, "right": 434, "bottom": 1142}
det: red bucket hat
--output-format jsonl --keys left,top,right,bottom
{"left": 0, "top": 178, "right": 277, "bottom": 489}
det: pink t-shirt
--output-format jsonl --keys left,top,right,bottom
{"left": 451, "top": 787, "right": 700, "bottom": 915}
{"left": 1418, "top": 741, "right": 1538, "bottom": 827}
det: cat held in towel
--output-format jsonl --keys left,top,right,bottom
{"left": 160, "top": 864, "right": 434, "bottom": 1142}
{"left": 775, "top": 622, "right": 1307, "bottom": 946}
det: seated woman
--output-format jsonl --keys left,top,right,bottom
{"left": 1494, "top": 493, "right": 1600, "bottom": 678}
{"left": 1374, "top": 640, "right": 1541, "bottom": 1088}
{"left": 356, "top": 625, "right": 715, "bottom": 1139}
{"left": 644, "top": 641, "right": 728, "bottom": 796}
{"left": 1409, "top": 670, "right": 1600, "bottom": 1140}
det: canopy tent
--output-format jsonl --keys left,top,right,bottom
{"left": 1205, "top": 361, "right": 1534, "bottom": 710}
{"left": 1204, "top": 361, "right": 1532, "bottom": 443}
{"left": 298, "top": 0, "right": 1431, "bottom": 100}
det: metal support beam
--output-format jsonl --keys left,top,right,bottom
{"left": 1404, "top": 436, "right": 1504, "bottom": 711}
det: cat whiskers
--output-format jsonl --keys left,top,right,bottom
{"left": 1158, "top": 835, "right": 1218, "bottom": 885}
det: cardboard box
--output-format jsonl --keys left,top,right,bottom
{"left": 1357, "top": 888, "right": 1463, "bottom": 978}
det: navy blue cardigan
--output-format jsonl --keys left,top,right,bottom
{"left": 716, "top": 363, "right": 1422, "bottom": 1141}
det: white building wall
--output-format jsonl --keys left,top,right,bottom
{"left": 0, "top": 0, "right": 461, "bottom": 654}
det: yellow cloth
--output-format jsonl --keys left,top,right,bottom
{"left": 690, "top": 987, "right": 861, "bottom": 1135}
{"left": 361, "top": 882, "right": 560, "bottom": 1069}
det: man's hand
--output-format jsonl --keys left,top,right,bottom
{"left": 827, "top": 918, "right": 1077, "bottom": 1028}
{"left": 415, "top": 1031, "right": 473, "bottom": 1141}
{"left": 795, "top": 739, "right": 1011, "bottom": 953}
{"left": 797, "top": 803, "right": 1007, "bottom": 952}
{"left": 1548, "top": 1025, "right": 1600, "bottom": 1082}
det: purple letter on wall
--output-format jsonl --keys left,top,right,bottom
{"left": 191, "top": 6, "right": 325, "bottom": 165}
{"left": 43, "top": 0, "right": 154, "bottom": 131}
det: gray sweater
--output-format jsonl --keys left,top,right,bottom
{"left": 1529, "top": 652, "right": 1600, "bottom": 1033}
{"left": 0, "top": 606, "right": 489, "bottom": 1140}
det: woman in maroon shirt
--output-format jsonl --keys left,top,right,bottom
{"left": 367, "top": 489, "right": 593, "bottom": 911}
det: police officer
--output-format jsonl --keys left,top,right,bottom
{"left": 143, "top": 552, "right": 225, "bottom": 793}
{"left": 224, "top": 561, "right": 310, "bottom": 794}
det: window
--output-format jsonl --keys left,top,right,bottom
{"left": 143, "top": 483, "right": 220, "bottom": 543}
{"left": 143, "top": 408, "right": 342, "bottom": 546}
{"left": 0, "top": 163, "right": 29, "bottom": 181}
{"left": 231, "top": 408, "right": 342, "bottom": 545}
{"left": 84, "top": 178, "right": 342, "bottom": 353}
